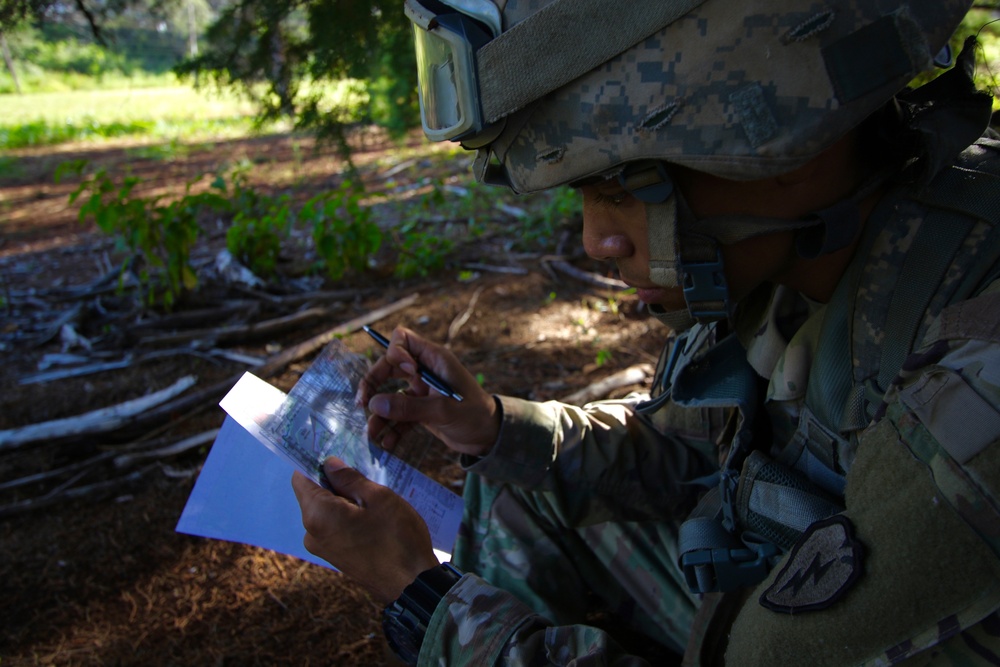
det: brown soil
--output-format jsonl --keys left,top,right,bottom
{"left": 0, "top": 128, "right": 664, "bottom": 665}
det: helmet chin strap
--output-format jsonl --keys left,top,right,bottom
{"left": 637, "top": 170, "right": 738, "bottom": 331}
{"left": 644, "top": 197, "right": 699, "bottom": 331}
{"left": 644, "top": 195, "right": 751, "bottom": 331}
{"left": 625, "top": 161, "right": 881, "bottom": 332}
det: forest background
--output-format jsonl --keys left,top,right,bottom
{"left": 1, "top": 1, "right": 999, "bottom": 665}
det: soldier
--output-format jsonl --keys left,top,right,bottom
{"left": 292, "top": 1, "right": 1000, "bottom": 664}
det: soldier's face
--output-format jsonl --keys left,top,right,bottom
{"left": 580, "top": 181, "right": 688, "bottom": 312}
{"left": 580, "top": 129, "right": 868, "bottom": 310}
{"left": 580, "top": 172, "right": 796, "bottom": 310}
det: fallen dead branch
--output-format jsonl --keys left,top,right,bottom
{"left": 543, "top": 257, "right": 628, "bottom": 291}
{"left": 104, "top": 292, "right": 422, "bottom": 439}
{"left": 31, "top": 303, "right": 85, "bottom": 349}
{"left": 0, "top": 464, "right": 158, "bottom": 519}
{"left": 231, "top": 285, "right": 376, "bottom": 307}
{"left": 19, "top": 347, "right": 265, "bottom": 385}
{"left": 560, "top": 363, "right": 654, "bottom": 405}
{"left": 128, "top": 300, "right": 261, "bottom": 332}
{"left": 137, "top": 306, "right": 332, "bottom": 347}
{"left": 447, "top": 286, "right": 484, "bottom": 345}
{"left": 0, "top": 375, "right": 198, "bottom": 451}
{"left": 2, "top": 424, "right": 217, "bottom": 495}
{"left": 462, "top": 263, "right": 529, "bottom": 275}
{"left": 114, "top": 428, "right": 220, "bottom": 468}
{"left": 0, "top": 450, "right": 117, "bottom": 492}
{"left": 0, "top": 293, "right": 425, "bottom": 516}
{"left": 253, "top": 292, "right": 420, "bottom": 378}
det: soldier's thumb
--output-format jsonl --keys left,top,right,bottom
{"left": 321, "top": 457, "right": 371, "bottom": 505}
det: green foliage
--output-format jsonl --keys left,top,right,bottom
{"left": 0, "top": 155, "right": 20, "bottom": 178}
{"left": 303, "top": 180, "right": 383, "bottom": 280}
{"left": 0, "top": 117, "right": 156, "bottom": 148}
{"left": 0, "top": 114, "right": 254, "bottom": 150}
{"left": 518, "top": 186, "right": 581, "bottom": 249}
{"left": 61, "top": 163, "right": 394, "bottom": 304}
{"left": 594, "top": 348, "right": 612, "bottom": 367}
{"left": 963, "top": 11, "right": 1000, "bottom": 111}
{"left": 904, "top": 10, "right": 1000, "bottom": 109}
{"left": 225, "top": 172, "right": 294, "bottom": 278}
{"left": 394, "top": 219, "right": 455, "bottom": 279}
{"left": 0, "top": 23, "right": 189, "bottom": 93}
{"left": 65, "top": 163, "right": 230, "bottom": 309}
{"left": 174, "top": 0, "right": 419, "bottom": 141}
{"left": 17, "top": 31, "right": 131, "bottom": 76}
{"left": 388, "top": 182, "right": 451, "bottom": 275}
{"left": 365, "top": 20, "right": 419, "bottom": 135}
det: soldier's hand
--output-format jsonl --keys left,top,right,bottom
{"left": 359, "top": 326, "right": 499, "bottom": 458}
{"left": 291, "top": 457, "right": 439, "bottom": 605}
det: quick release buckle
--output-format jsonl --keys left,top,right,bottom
{"left": 681, "top": 250, "right": 730, "bottom": 320}
{"left": 680, "top": 541, "right": 780, "bottom": 594}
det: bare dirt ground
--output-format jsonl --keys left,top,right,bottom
{"left": 0, "top": 128, "right": 666, "bottom": 665}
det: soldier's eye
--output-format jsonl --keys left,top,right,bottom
{"left": 593, "top": 191, "right": 629, "bottom": 208}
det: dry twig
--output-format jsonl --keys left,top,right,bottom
{"left": 447, "top": 286, "right": 484, "bottom": 344}
{"left": 0, "top": 375, "right": 198, "bottom": 451}
{"left": 543, "top": 257, "right": 628, "bottom": 290}
{"left": 560, "top": 363, "right": 654, "bottom": 405}
{"left": 138, "top": 306, "right": 331, "bottom": 347}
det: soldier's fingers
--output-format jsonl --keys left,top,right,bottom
{"left": 320, "top": 457, "right": 375, "bottom": 505}
{"left": 367, "top": 413, "right": 413, "bottom": 451}
{"left": 292, "top": 470, "right": 356, "bottom": 539}
{"left": 367, "top": 390, "right": 458, "bottom": 430}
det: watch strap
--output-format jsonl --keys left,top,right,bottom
{"left": 382, "top": 562, "right": 463, "bottom": 665}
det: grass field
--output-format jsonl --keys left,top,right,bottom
{"left": 3, "top": 85, "right": 254, "bottom": 124}
{"left": 0, "top": 85, "right": 261, "bottom": 149}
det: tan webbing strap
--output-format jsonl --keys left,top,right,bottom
{"left": 646, "top": 199, "right": 680, "bottom": 288}
{"left": 478, "top": 0, "right": 707, "bottom": 123}
{"left": 644, "top": 196, "right": 702, "bottom": 330}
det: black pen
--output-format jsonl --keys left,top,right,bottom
{"left": 362, "top": 325, "right": 464, "bottom": 402}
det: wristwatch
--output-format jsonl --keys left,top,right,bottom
{"left": 382, "top": 562, "right": 463, "bottom": 666}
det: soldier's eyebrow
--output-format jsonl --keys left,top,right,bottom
{"left": 570, "top": 169, "right": 624, "bottom": 190}
{"left": 595, "top": 179, "right": 627, "bottom": 195}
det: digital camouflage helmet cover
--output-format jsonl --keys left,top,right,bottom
{"left": 405, "top": 0, "right": 977, "bottom": 326}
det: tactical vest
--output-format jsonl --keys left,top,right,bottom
{"left": 649, "top": 135, "right": 1000, "bottom": 595}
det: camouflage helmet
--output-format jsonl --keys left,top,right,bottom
{"left": 407, "top": 0, "right": 973, "bottom": 193}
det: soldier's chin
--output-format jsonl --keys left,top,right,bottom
{"left": 636, "top": 286, "right": 687, "bottom": 310}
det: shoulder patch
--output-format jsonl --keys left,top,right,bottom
{"left": 759, "top": 515, "right": 864, "bottom": 614}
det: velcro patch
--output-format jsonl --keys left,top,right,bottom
{"left": 759, "top": 515, "right": 864, "bottom": 614}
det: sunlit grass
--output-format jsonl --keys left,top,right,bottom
{"left": 3, "top": 85, "right": 253, "bottom": 124}
{"left": 0, "top": 85, "right": 259, "bottom": 149}
{"left": 0, "top": 116, "right": 262, "bottom": 150}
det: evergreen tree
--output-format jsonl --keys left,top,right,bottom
{"left": 174, "top": 0, "right": 417, "bottom": 142}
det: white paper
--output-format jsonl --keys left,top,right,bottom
{"left": 177, "top": 342, "right": 464, "bottom": 565}
{"left": 175, "top": 415, "right": 335, "bottom": 569}
{"left": 218, "top": 371, "right": 464, "bottom": 555}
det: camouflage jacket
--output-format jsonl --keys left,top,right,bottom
{"left": 419, "top": 140, "right": 1000, "bottom": 666}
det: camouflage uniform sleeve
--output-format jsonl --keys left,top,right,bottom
{"left": 462, "top": 393, "right": 721, "bottom": 525}
{"left": 419, "top": 573, "right": 650, "bottom": 667}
